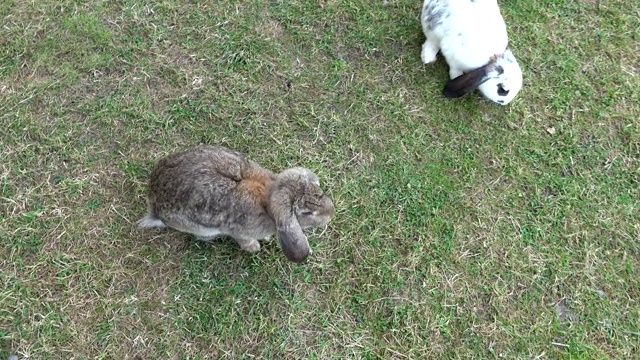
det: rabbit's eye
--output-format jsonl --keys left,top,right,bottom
{"left": 497, "top": 84, "right": 509, "bottom": 96}
{"left": 301, "top": 211, "right": 314, "bottom": 216}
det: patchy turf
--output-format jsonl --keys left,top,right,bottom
{"left": 1, "top": 0, "right": 638, "bottom": 358}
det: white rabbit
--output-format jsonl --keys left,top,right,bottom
{"left": 421, "top": 0, "right": 523, "bottom": 105}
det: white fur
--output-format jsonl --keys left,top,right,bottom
{"left": 137, "top": 215, "right": 167, "bottom": 228}
{"left": 138, "top": 214, "right": 225, "bottom": 241}
{"left": 421, "top": 0, "right": 522, "bottom": 105}
{"left": 189, "top": 227, "right": 223, "bottom": 240}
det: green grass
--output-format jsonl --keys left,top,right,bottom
{"left": 1, "top": 0, "right": 639, "bottom": 358}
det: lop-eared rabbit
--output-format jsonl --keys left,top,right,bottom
{"left": 421, "top": 0, "right": 523, "bottom": 104}
{"left": 138, "top": 146, "right": 335, "bottom": 263}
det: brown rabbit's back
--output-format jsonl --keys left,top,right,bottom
{"left": 237, "top": 169, "right": 273, "bottom": 209}
{"left": 147, "top": 146, "right": 276, "bottom": 234}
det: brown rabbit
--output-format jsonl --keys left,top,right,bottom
{"left": 138, "top": 146, "right": 335, "bottom": 263}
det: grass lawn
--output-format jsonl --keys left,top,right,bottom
{"left": 1, "top": 0, "right": 638, "bottom": 358}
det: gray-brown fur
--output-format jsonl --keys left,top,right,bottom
{"left": 139, "top": 146, "right": 335, "bottom": 263}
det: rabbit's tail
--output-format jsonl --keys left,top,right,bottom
{"left": 137, "top": 214, "right": 166, "bottom": 228}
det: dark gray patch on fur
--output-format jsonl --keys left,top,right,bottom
{"left": 423, "top": 0, "right": 447, "bottom": 30}
{"left": 496, "top": 65, "right": 504, "bottom": 75}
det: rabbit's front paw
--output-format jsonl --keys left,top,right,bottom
{"left": 421, "top": 40, "right": 438, "bottom": 64}
{"left": 240, "top": 240, "right": 261, "bottom": 253}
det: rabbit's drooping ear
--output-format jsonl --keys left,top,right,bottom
{"left": 277, "top": 218, "right": 310, "bottom": 263}
{"left": 270, "top": 187, "right": 311, "bottom": 263}
{"left": 443, "top": 65, "right": 491, "bottom": 98}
